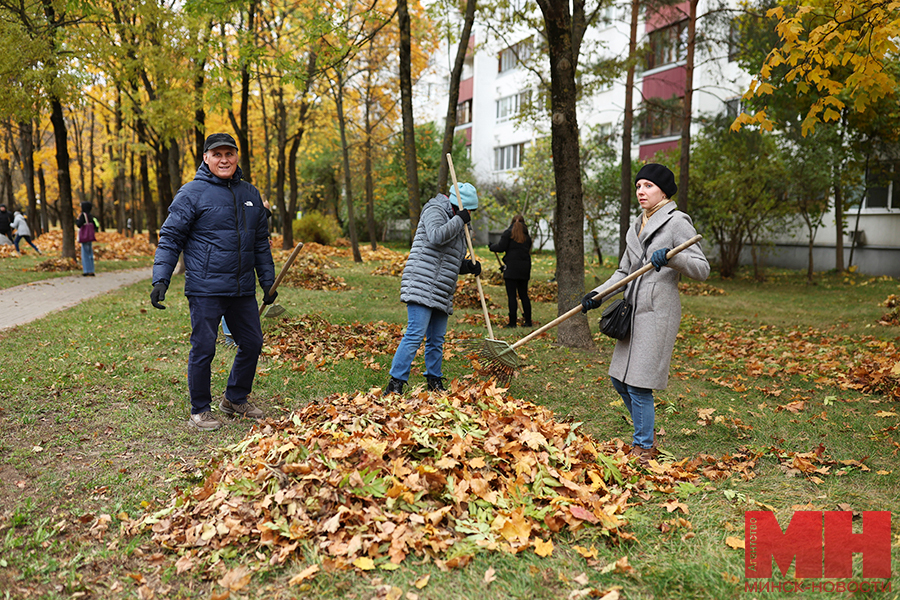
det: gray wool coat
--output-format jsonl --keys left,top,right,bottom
{"left": 400, "top": 194, "right": 468, "bottom": 314}
{"left": 594, "top": 202, "right": 710, "bottom": 390}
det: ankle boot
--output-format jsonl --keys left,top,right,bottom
{"left": 385, "top": 377, "right": 406, "bottom": 395}
{"left": 426, "top": 376, "right": 447, "bottom": 392}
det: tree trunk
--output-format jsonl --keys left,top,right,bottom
{"left": 437, "top": 0, "right": 476, "bottom": 193}
{"left": 397, "top": 0, "right": 421, "bottom": 240}
{"left": 677, "top": 0, "right": 698, "bottom": 213}
{"left": 49, "top": 98, "right": 76, "bottom": 259}
{"left": 619, "top": 0, "right": 639, "bottom": 260}
{"left": 334, "top": 71, "right": 362, "bottom": 262}
{"left": 18, "top": 120, "right": 38, "bottom": 236}
{"left": 274, "top": 86, "right": 289, "bottom": 248}
{"left": 37, "top": 165, "right": 48, "bottom": 232}
{"left": 364, "top": 100, "right": 377, "bottom": 251}
{"left": 140, "top": 150, "right": 158, "bottom": 245}
{"left": 537, "top": 0, "right": 594, "bottom": 350}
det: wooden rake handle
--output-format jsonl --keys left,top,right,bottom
{"left": 509, "top": 234, "right": 703, "bottom": 351}
{"left": 259, "top": 241, "right": 304, "bottom": 317}
{"left": 447, "top": 153, "right": 494, "bottom": 340}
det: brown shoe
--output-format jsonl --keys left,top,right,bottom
{"left": 188, "top": 411, "right": 222, "bottom": 431}
{"left": 219, "top": 396, "right": 264, "bottom": 419}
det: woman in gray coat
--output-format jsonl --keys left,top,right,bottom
{"left": 582, "top": 163, "right": 709, "bottom": 464}
{"left": 386, "top": 182, "right": 482, "bottom": 394}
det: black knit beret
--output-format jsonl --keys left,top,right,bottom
{"left": 635, "top": 163, "right": 677, "bottom": 198}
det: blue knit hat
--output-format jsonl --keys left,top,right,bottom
{"left": 449, "top": 182, "right": 479, "bottom": 210}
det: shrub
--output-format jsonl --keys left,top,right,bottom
{"left": 292, "top": 211, "right": 342, "bottom": 246}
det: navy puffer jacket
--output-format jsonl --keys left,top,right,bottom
{"left": 400, "top": 194, "right": 469, "bottom": 314}
{"left": 152, "top": 163, "right": 275, "bottom": 297}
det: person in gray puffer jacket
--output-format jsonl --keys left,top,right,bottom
{"left": 386, "top": 182, "right": 482, "bottom": 394}
{"left": 150, "top": 133, "right": 277, "bottom": 432}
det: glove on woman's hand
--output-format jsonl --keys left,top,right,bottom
{"left": 460, "top": 259, "right": 482, "bottom": 277}
{"left": 651, "top": 248, "right": 670, "bottom": 271}
{"left": 581, "top": 291, "right": 601, "bottom": 313}
{"left": 457, "top": 209, "right": 471, "bottom": 225}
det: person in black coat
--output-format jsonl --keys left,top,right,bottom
{"left": 489, "top": 214, "right": 532, "bottom": 328}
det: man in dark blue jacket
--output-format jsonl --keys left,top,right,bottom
{"left": 150, "top": 133, "right": 277, "bottom": 431}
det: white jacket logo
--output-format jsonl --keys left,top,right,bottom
{"left": 244, "top": 201, "right": 253, "bottom": 207}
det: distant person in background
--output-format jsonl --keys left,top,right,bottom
{"left": 76, "top": 201, "right": 99, "bottom": 276}
{"left": 0, "top": 205, "right": 13, "bottom": 245}
{"left": 489, "top": 214, "right": 532, "bottom": 328}
{"left": 126, "top": 217, "right": 134, "bottom": 237}
{"left": 11, "top": 211, "right": 42, "bottom": 255}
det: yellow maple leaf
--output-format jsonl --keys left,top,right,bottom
{"left": 533, "top": 538, "right": 554, "bottom": 557}
{"left": 288, "top": 564, "right": 320, "bottom": 585}
{"left": 353, "top": 557, "right": 375, "bottom": 570}
{"left": 573, "top": 544, "right": 598, "bottom": 559}
{"left": 414, "top": 574, "right": 430, "bottom": 589}
{"left": 726, "top": 536, "right": 745, "bottom": 549}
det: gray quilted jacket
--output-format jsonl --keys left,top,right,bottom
{"left": 400, "top": 194, "right": 468, "bottom": 314}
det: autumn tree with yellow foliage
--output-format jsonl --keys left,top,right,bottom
{"left": 734, "top": 0, "right": 900, "bottom": 136}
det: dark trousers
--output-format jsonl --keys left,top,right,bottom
{"left": 187, "top": 295, "right": 263, "bottom": 414}
{"left": 504, "top": 278, "right": 531, "bottom": 326}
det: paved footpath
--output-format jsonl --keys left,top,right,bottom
{"left": 0, "top": 268, "right": 152, "bottom": 332}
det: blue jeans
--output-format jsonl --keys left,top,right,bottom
{"left": 610, "top": 376, "right": 655, "bottom": 449}
{"left": 80, "top": 242, "right": 94, "bottom": 274}
{"left": 187, "top": 295, "right": 263, "bottom": 414}
{"left": 389, "top": 303, "right": 449, "bottom": 382}
{"left": 15, "top": 235, "right": 40, "bottom": 254}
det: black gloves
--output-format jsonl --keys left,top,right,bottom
{"left": 262, "top": 288, "right": 279, "bottom": 305}
{"left": 150, "top": 282, "right": 168, "bottom": 309}
{"left": 581, "top": 290, "right": 601, "bottom": 313}
{"left": 460, "top": 259, "right": 482, "bottom": 277}
{"left": 457, "top": 208, "right": 471, "bottom": 225}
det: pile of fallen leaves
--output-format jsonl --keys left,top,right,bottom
{"left": 298, "top": 241, "right": 407, "bottom": 263}
{"left": 280, "top": 255, "right": 347, "bottom": 291}
{"left": 131, "top": 383, "right": 641, "bottom": 571}
{"left": 678, "top": 282, "right": 726, "bottom": 296}
{"left": 678, "top": 317, "right": 900, "bottom": 401}
{"left": 265, "top": 315, "right": 403, "bottom": 371}
{"left": 264, "top": 314, "right": 476, "bottom": 372}
{"left": 92, "top": 232, "right": 157, "bottom": 259}
{"left": 454, "top": 279, "right": 498, "bottom": 310}
{"left": 0, "top": 243, "right": 18, "bottom": 258}
{"left": 371, "top": 257, "right": 407, "bottom": 277}
{"left": 878, "top": 294, "right": 900, "bottom": 326}
{"left": 33, "top": 257, "right": 80, "bottom": 272}
{"left": 529, "top": 280, "right": 558, "bottom": 303}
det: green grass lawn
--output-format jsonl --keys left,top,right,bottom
{"left": 0, "top": 246, "right": 898, "bottom": 600}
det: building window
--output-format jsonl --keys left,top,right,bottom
{"left": 496, "top": 90, "right": 532, "bottom": 122}
{"left": 646, "top": 21, "right": 687, "bottom": 70}
{"left": 724, "top": 97, "right": 743, "bottom": 120}
{"left": 864, "top": 162, "right": 900, "bottom": 210}
{"left": 498, "top": 38, "right": 533, "bottom": 73}
{"left": 494, "top": 143, "right": 527, "bottom": 171}
{"left": 639, "top": 97, "right": 683, "bottom": 140}
{"left": 457, "top": 100, "right": 472, "bottom": 125}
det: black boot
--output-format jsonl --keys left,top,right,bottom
{"left": 426, "top": 376, "right": 447, "bottom": 392}
{"left": 385, "top": 377, "right": 406, "bottom": 395}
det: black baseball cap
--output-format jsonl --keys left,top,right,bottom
{"left": 203, "top": 133, "right": 239, "bottom": 153}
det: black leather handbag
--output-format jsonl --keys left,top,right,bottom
{"left": 599, "top": 298, "right": 632, "bottom": 340}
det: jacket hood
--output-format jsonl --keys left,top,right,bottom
{"left": 80, "top": 201, "right": 92, "bottom": 213}
{"left": 196, "top": 162, "right": 244, "bottom": 185}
